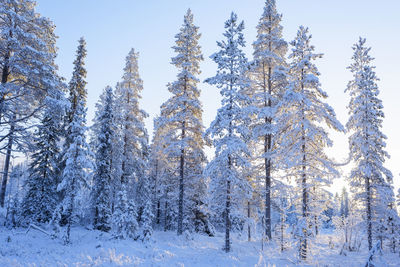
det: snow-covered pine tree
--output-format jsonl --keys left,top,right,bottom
{"left": 91, "top": 86, "right": 114, "bottom": 232}
{"left": 114, "top": 48, "right": 148, "bottom": 199}
{"left": 205, "top": 12, "right": 252, "bottom": 252}
{"left": 374, "top": 181, "right": 399, "bottom": 251}
{"left": 20, "top": 87, "right": 66, "bottom": 224}
{"left": 150, "top": 116, "right": 184, "bottom": 232}
{"left": 67, "top": 37, "right": 88, "bottom": 124}
{"left": 140, "top": 172, "right": 154, "bottom": 241}
{"left": 113, "top": 185, "right": 139, "bottom": 240}
{"left": 112, "top": 49, "right": 148, "bottom": 238}
{"left": 345, "top": 37, "right": 393, "bottom": 251}
{"left": 277, "top": 26, "right": 344, "bottom": 260}
{"left": 159, "top": 9, "right": 206, "bottom": 235}
{"left": 251, "top": 0, "right": 288, "bottom": 241}
{"left": 149, "top": 116, "right": 167, "bottom": 227}
{"left": 57, "top": 99, "right": 92, "bottom": 243}
{"left": 58, "top": 37, "right": 88, "bottom": 190}
{"left": 0, "top": 0, "right": 58, "bottom": 207}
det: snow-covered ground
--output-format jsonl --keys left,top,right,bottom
{"left": 0, "top": 227, "right": 399, "bottom": 266}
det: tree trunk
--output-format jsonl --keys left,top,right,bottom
{"left": 366, "top": 176, "right": 372, "bottom": 250}
{"left": 156, "top": 200, "right": 161, "bottom": 225}
{"left": 265, "top": 133, "right": 271, "bottom": 240}
{"left": 280, "top": 215, "right": 284, "bottom": 252}
{"left": 154, "top": 161, "right": 161, "bottom": 225}
{"left": 300, "top": 70, "right": 307, "bottom": 260}
{"left": 225, "top": 158, "right": 231, "bottom": 252}
{"left": 247, "top": 200, "right": 251, "bottom": 242}
{"left": 262, "top": 62, "right": 273, "bottom": 241}
{"left": 65, "top": 180, "right": 75, "bottom": 244}
{"left": 177, "top": 122, "right": 185, "bottom": 235}
{"left": 0, "top": 49, "right": 10, "bottom": 122}
{"left": 163, "top": 200, "right": 168, "bottom": 231}
{"left": 0, "top": 114, "right": 15, "bottom": 207}
{"left": 300, "top": 155, "right": 307, "bottom": 260}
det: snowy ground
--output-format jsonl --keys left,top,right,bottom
{"left": 0, "top": 226, "right": 399, "bottom": 266}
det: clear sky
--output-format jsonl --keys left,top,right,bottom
{"left": 35, "top": 0, "right": 400, "bottom": 194}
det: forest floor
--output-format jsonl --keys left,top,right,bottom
{"left": 0, "top": 226, "right": 399, "bottom": 266}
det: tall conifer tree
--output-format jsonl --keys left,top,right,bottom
{"left": 20, "top": 88, "right": 66, "bottom": 224}
{"left": 57, "top": 100, "right": 92, "bottom": 243}
{"left": 159, "top": 9, "right": 206, "bottom": 235}
{"left": 92, "top": 86, "right": 114, "bottom": 232}
{"left": 277, "top": 26, "right": 343, "bottom": 260}
{"left": 346, "top": 38, "right": 394, "bottom": 250}
{"left": 251, "top": 0, "right": 288, "bottom": 240}
{"left": 205, "top": 12, "right": 252, "bottom": 252}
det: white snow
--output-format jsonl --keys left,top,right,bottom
{"left": 1, "top": 227, "right": 399, "bottom": 266}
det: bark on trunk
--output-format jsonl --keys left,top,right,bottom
{"left": 300, "top": 70, "right": 307, "bottom": 260}
{"left": 366, "top": 176, "right": 372, "bottom": 250}
{"left": 177, "top": 123, "right": 185, "bottom": 235}
{"left": 0, "top": 114, "right": 15, "bottom": 207}
{"left": 262, "top": 62, "right": 273, "bottom": 241}
{"left": 163, "top": 200, "right": 168, "bottom": 231}
{"left": 225, "top": 157, "right": 231, "bottom": 252}
{"left": 247, "top": 200, "right": 251, "bottom": 242}
{"left": 0, "top": 48, "right": 10, "bottom": 122}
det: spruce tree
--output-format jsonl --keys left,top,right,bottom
{"left": 277, "top": 26, "right": 344, "bottom": 260}
{"left": 92, "top": 86, "right": 114, "bottom": 232}
{"left": 112, "top": 49, "right": 148, "bottom": 236}
{"left": 149, "top": 116, "right": 168, "bottom": 227}
{"left": 20, "top": 88, "right": 66, "bottom": 224}
{"left": 114, "top": 48, "right": 148, "bottom": 191}
{"left": 67, "top": 37, "right": 88, "bottom": 124}
{"left": 59, "top": 37, "right": 88, "bottom": 188}
{"left": 159, "top": 9, "right": 206, "bottom": 235}
{"left": 205, "top": 12, "right": 252, "bottom": 252}
{"left": 346, "top": 38, "right": 394, "bottom": 250}
{"left": 251, "top": 0, "right": 288, "bottom": 240}
{"left": 57, "top": 100, "right": 92, "bottom": 243}
{"left": 113, "top": 185, "right": 139, "bottom": 239}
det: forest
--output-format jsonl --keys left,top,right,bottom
{"left": 0, "top": 0, "right": 399, "bottom": 266}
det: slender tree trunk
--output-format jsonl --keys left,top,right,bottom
{"left": 366, "top": 176, "right": 372, "bottom": 250}
{"left": 313, "top": 187, "right": 318, "bottom": 236}
{"left": 300, "top": 71, "right": 307, "bottom": 260}
{"left": 261, "top": 62, "right": 273, "bottom": 241}
{"left": 156, "top": 200, "right": 161, "bottom": 225}
{"left": 177, "top": 74, "right": 189, "bottom": 236}
{"left": 0, "top": 49, "right": 10, "bottom": 122}
{"left": 363, "top": 92, "right": 372, "bottom": 251}
{"left": 225, "top": 156, "right": 232, "bottom": 252}
{"left": 0, "top": 113, "right": 15, "bottom": 207}
{"left": 300, "top": 151, "right": 307, "bottom": 260}
{"left": 265, "top": 133, "right": 271, "bottom": 240}
{"left": 177, "top": 122, "right": 185, "bottom": 235}
{"left": 65, "top": 179, "right": 75, "bottom": 244}
{"left": 344, "top": 218, "right": 348, "bottom": 244}
{"left": 164, "top": 200, "right": 168, "bottom": 231}
{"left": 247, "top": 200, "right": 251, "bottom": 242}
{"left": 0, "top": 50, "right": 11, "bottom": 207}
{"left": 155, "top": 161, "right": 161, "bottom": 225}
{"left": 280, "top": 213, "right": 284, "bottom": 252}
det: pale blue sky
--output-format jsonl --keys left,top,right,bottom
{"left": 35, "top": 0, "right": 400, "bottom": 194}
